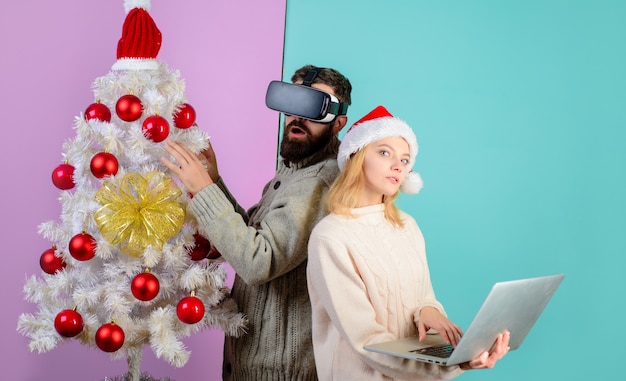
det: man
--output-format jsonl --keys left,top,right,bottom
{"left": 162, "top": 65, "right": 352, "bottom": 380}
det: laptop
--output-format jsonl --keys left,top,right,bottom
{"left": 364, "top": 273, "right": 564, "bottom": 366}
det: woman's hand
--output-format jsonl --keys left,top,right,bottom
{"left": 417, "top": 307, "right": 463, "bottom": 347}
{"left": 459, "top": 331, "right": 511, "bottom": 370}
{"left": 161, "top": 140, "right": 214, "bottom": 195}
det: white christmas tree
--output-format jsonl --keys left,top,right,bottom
{"left": 17, "top": 1, "right": 246, "bottom": 380}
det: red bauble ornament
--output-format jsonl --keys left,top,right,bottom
{"left": 207, "top": 245, "right": 222, "bottom": 260}
{"left": 90, "top": 152, "right": 119, "bottom": 178}
{"left": 188, "top": 234, "right": 211, "bottom": 261}
{"left": 142, "top": 115, "right": 170, "bottom": 142}
{"left": 51, "top": 163, "right": 75, "bottom": 190}
{"left": 173, "top": 103, "right": 196, "bottom": 129}
{"left": 176, "top": 295, "right": 205, "bottom": 324}
{"left": 68, "top": 233, "right": 96, "bottom": 261}
{"left": 95, "top": 322, "right": 125, "bottom": 352}
{"left": 85, "top": 102, "right": 112, "bottom": 123}
{"left": 40, "top": 247, "right": 66, "bottom": 274}
{"left": 115, "top": 94, "right": 143, "bottom": 122}
{"left": 131, "top": 272, "right": 160, "bottom": 301}
{"left": 54, "top": 309, "right": 84, "bottom": 338}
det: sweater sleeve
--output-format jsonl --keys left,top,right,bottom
{"left": 190, "top": 171, "right": 329, "bottom": 286}
{"left": 213, "top": 176, "right": 249, "bottom": 222}
{"left": 308, "top": 222, "right": 463, "bottom": 380}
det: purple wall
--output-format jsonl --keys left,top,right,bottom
{"left": 1, "top": 1, "right": 285, "bottom": 380}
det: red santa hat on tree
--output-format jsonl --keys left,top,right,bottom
{"left": 338, "top": 105, "right": 424, "bottom": 194}
{"left": 111, "top": 0, "right": 162, "bottom": 71}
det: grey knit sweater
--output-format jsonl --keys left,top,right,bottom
{"left": 189, "top": 138, "right": 340, "bottom": 381}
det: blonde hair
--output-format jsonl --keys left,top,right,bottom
{"left": 326, "top": 145, "right": 405, "bottom": 227}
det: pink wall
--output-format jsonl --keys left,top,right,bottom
{"left": 1, "top": 1, "right": 285, "bottom": 380}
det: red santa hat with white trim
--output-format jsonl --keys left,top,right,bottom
{"left": 338, "top": 105, "right": 424, "bottom": 194}
{"left": 111, "top": 0, "right": 162, "bottom": 71}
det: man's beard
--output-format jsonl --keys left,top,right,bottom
{"left": 279, "top": 120, "right": 334, "bottom": 163}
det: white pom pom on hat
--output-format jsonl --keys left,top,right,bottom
{"left": 338, "top": 105, "right": 423, "bottom": 194}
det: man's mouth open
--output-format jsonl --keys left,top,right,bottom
{"left": 288, "top": 126, "right": 308, "bottom": 138}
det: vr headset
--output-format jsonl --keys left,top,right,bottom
{"left": 265, "top": 68, "right": 348, "bottom": 123}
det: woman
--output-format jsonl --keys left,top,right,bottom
{"left": 307, "top": 105, "right": 510, "bottom": 380}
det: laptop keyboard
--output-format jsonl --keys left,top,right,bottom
{"left": 409, "top": 344, "right": 454, "bottom": 358}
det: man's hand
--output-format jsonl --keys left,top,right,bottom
{"left": 161, "top": 140, "right": 214, "bottom": 195}
{"left": 199, "top": 139, "right": 219, "bottom": 182}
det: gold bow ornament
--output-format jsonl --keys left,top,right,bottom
{"left": 94, "top": 171, "right": 186, "bottom": 257}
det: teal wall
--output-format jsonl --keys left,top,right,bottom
{"left": 284, "top": 1, "right": 626, "bottom": 380}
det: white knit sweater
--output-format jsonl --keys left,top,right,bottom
{"left": 307, "top": 204, "right": 463, "bottom": 380}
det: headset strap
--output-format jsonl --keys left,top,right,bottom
{"left": 303, "top": 67, "right": 348, "bottom": 116}
{"left": 302, "top": 68, "right": 323, "bottom": 87}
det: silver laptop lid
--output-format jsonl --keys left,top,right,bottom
{"left": 448, "top": 273, "right": 565, "bottom": 364}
